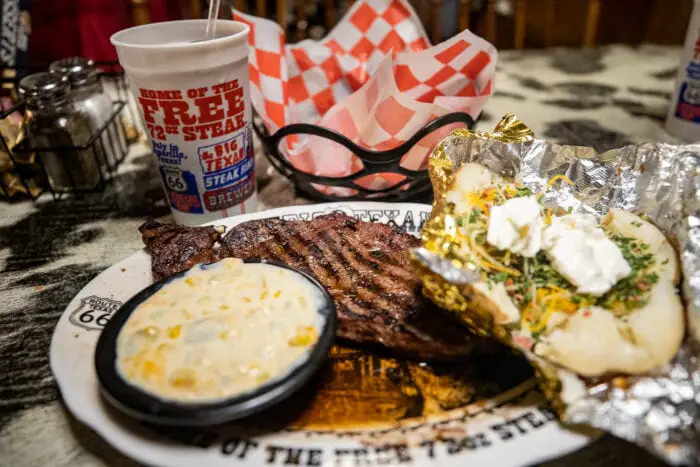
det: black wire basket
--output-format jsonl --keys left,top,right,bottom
{"left": 0, "top": 63, "right": 140, "bottom": 201}
{"left": 9, "top": 100, "right": 129, "bottom": 197}
{"left": 253, "top": 111, "right": 475, "bottom": 202}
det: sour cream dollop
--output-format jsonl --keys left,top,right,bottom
{"left": 487, "top": 195, "right": 543, "bottom": 257}
{"left": 542, "top": 214, "right": 631, "bottom": 296}
{"left": 116, "top": 258, "right": 326, "bottom": 402}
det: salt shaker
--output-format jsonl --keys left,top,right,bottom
{"left": 19, "top": 72, "right": 100, "bottom": 191}
{"left": 50, "top": 57, "right": 126, "bottom": 172}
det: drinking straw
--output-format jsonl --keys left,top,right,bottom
{"left": 206, "top": 0, "right": 221, "bottom": 40}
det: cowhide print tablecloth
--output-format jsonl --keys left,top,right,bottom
{"left": 0, "top": 45, "right": 685, "bottom": 467}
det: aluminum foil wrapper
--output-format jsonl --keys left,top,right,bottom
{"left": 412, "top": 113, "right": 700, "bottom": 465}
{"left": 0, "top": 105, "right": 39, "bottom": 199}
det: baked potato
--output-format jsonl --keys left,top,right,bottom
{"left": 439, "top": 163, "right": 684, "bottom": 379}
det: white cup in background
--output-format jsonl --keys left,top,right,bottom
{"left": 666, "top": 0, "right": 700, "bottom": 143}
{"left": 111, "top": 20, "right": 256, "bottom": 226}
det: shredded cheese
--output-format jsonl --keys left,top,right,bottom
{"left": 546, "top": 175, "right": 575, "bottom": 189}
{"left": 465, "top": 183, "right": 530, "bottom": 214}
{"left": 521, "top": 285, "right": 593, "bottom": 333}
{"left": 467, "top": 192, "right": 490, "bottom": 213}
{"left": 467, "top": 230, "right": 521, "bottom": 276}
{"left": 465, "top": 186, "right": 508, "bottom": 213}
{"left": 460, "top": 183, "right": 597, "bottom": 333}
{"left": 547, "top": 284, "right": 567, "bottom": 293}
{"left": 482, "top": 187, "right": 497, "bottom": 200}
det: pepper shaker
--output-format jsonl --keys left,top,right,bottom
{"left": 19, "top": 72, "right": 101, "bottom": 192}
{"left": 50, "top": 57, "right": 127, "bottom": 172}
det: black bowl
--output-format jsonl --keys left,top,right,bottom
{"left": 94, "top": 258, "right": 337, "bottom": 426}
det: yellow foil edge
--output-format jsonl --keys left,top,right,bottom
{"left": 417, "top": 113, "right": 536, "bottom": 313}
{"left": 428, "top": 112, "right": 535, "bottom": 211}
{"left": 414, "top": 114, "right": 544, "bottom": 371}
{"left": 0, "top": 111, "right": 38, "bottom": 198}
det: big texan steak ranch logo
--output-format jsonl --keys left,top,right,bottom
{"left": 198, "top": 130, "right": 255, "bottom": 211}
{"left": 281, "top": 208, "right": 431, "bottom": 235}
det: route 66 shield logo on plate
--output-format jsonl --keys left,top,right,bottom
{"left": 69, "top": 295, "right": 122, "bottom": 332}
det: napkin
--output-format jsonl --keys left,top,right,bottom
{"left": 233, "top": 0, "right": 497, "bottom": 193}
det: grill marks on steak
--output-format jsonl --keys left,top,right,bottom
{"left": 139, "top": 220, "right": 223, "bottom": 281}
{"left": 219, "top": 213, "right": 474, "bottom": 359}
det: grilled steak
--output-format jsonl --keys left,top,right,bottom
{"left": 139, "top": 219, "right": 223, "bottom": 281}
{"left": 219, "top": 213, "right": 474, "bottom": 359}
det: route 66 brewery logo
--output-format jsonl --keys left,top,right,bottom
{"left": 164, "top": 166, "right": 187, "bottom": 192}
{"left": 69, "top": 295, "right": 122, "bottom": 331}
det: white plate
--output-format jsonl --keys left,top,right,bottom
{"left": 50, "top": 202, "right": 595, "bottom": 467}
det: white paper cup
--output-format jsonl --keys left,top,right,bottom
{"left": 111, "top": 20, "right": 256, "bottom": 226}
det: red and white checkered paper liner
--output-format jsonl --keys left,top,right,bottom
{"left": 233, "top": 0, "right": 496, "bottom": 194}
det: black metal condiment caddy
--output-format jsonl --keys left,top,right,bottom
{"left": 0, "top": 61, "right": 142, "bottom": 201}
